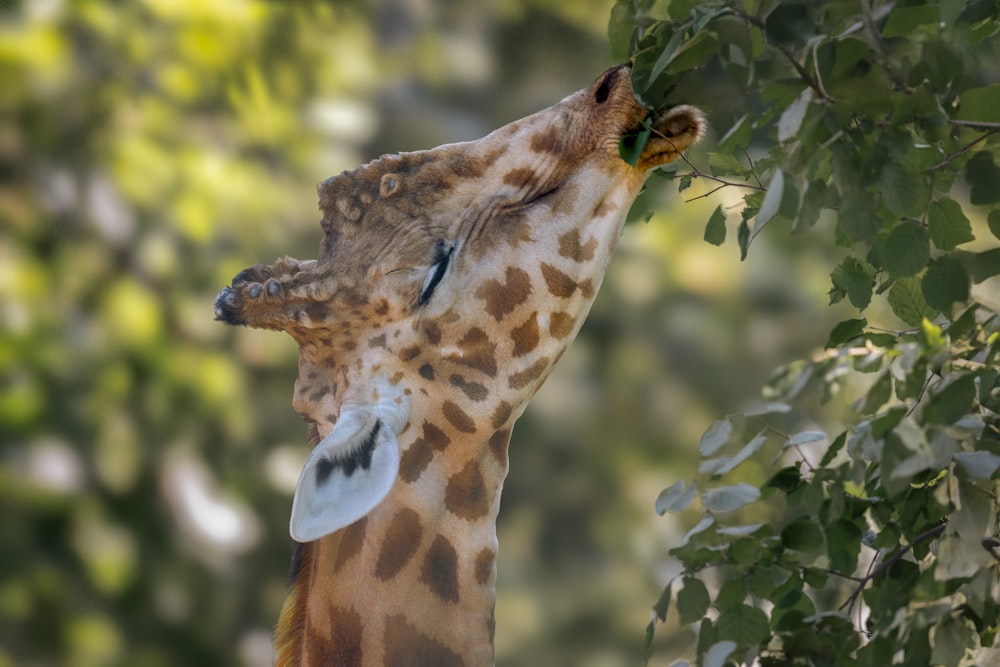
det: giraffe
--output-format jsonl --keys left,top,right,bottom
{"left": 214, "top": 64, "right": 704, "bottom": 666}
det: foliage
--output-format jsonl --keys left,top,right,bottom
{"left": 610, "top": 0, "right": 1000, "bottom": 664}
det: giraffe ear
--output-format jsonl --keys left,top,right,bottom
{"left": 289, "top": 411, "right": 399, "bottom": 542}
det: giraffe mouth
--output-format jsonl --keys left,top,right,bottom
{"left": 630, "top": 105, "right": 707, "bottom": 171}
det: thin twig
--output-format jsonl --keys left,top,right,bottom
{"left": 949, "top": 119, "right": 1000, "bottom": 130}
{"left": 839, "top": 523, "right": 947, "bottom": 614}
{"left": 930, "top": 128, "right": 1000, "bottom": 171}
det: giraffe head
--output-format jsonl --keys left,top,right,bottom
{"left": 215, "top": 64, "right": 704, "bottom": 545}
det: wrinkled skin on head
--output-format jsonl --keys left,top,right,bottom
{"left": 215, "top": 64, "right": 704, "bottom": 434}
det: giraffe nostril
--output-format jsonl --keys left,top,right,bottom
{"left": 594, "top": 78, "right": 611, "bottom": 104}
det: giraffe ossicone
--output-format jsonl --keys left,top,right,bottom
{"left": 215, "top": 65, "right": 704, "bottom": 666}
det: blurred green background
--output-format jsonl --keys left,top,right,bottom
{"left": 1, "top": 1, "right": 854, "bottom": 665}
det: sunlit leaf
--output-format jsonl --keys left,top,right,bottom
{"left": 656, "top": 481, "right": 697, "bottom": 514}
{"left": 778, "top": 88, "right": 813, "bottom": 142}
{"left": 786, "top": 431, "right": 826, "bottom": 447}
{"left": 679, "top": 516, "right": 716, "bottom": 547}
{"left": 755, "top": 170, "right": 784, "bottom": 229}
{"left": 953, "top": 451, "right": 1000, "bottom": 479}
{"left": 703, "top": 641, "right": 737, "bottom": 667}
{"left": 699, "top": 419, "right": 733, "bottom": 456}
{"left": 703, "top": 484, "right": 760, "bottom": 512}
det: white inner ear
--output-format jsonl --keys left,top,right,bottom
{"left": 289, "top": 409, "right": 400, "bottom": 543}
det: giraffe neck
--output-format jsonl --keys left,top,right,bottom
{"left": 276, "top": 419, "right": 512, "bottom": 667}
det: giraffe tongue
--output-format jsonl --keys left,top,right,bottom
{"left": 289, "top": 411, "right": 400, "bottom": 542}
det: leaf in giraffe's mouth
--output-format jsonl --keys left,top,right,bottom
{"left": 619, "top": 116, "right": 653, "bottom": 167}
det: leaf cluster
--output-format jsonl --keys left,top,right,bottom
{"left": 610, "top": 0, "right": 1000, "bottom": 664}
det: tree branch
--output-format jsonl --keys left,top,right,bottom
{"left": 839, "top": 523, "right": 947, "bottom": 614}
{"left": 930, "top": 128, "right": 1000, "bottom": 171}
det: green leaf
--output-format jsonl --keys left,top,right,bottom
{"left": 819, "top": 431, "right": 847, "bottom": 466}
{"left": 838, "top": 191, "right": 882, "bottom": 243}
{"left": 924, "top": 374, "right": 976, "bottom": 425}
{"left": 717, "top": 114, "right": 752, "bottom": 153}
{"left": 965, "top": 151, "right": 1000, "bottom": 205}
{"left": 678, "top": 516, "right": 716, "bottom": 548}
{"left": 888, "top": 276, "right": 937, "bottom": 326}
{"left": 956, "top": 84, "right": 1000, "bottom": 123}
{"left": 766, "top": 465, "right": 802, "bottom": 493}
{"left": 716, "top": 604, "right": 770, "bottom": 646}
{"left": 860, "top": 371, "right": 893, "bottom": 415}
{"left": 619, "top": 120, "right": 652, "bottom": 167}
{"left": 704, "top": 205, "right": 727, "bottom": 246}
{"left": 781, "top": 518, "right": 824, "bottom": 552}
{"left": 927, "top": 198, "right": 974, "bottom": 250}
{"left": 737, "top": 219, "right": 750, "bottom": 261}
{"left": 652, "top": 581, "right": 672, "bottom": 622}
{"left": 699, "top": 419, "right": 733, "bottom": 456}
{"left": 879, "top": 163, "right": 926, "bottom": 217}
{"left": 970, "top": 248, "right": 1000, "bottom": 283}
{"left": 607, "top": 2, "right": 635, "bottom": 62}
{"left": 825, "top": 519, "right": 862, "bottom": 574}
{"left": 831, "top": 258, "right": 875, "bottom": 310}
{"left": 677, "top": 577, "right": 711, "bottom": 625}
{"left": 716, "top": 578, "right": 746, "bottom": 611}
{"left": 922, "top": 256, "right": 970, "bottom": 312}
{"left": 647, "top": 28, "right": 684, "bottom": 83}
{"left": 989, "top": 209, "right": 1000, "bottom": 241}
{"left": 703, "top": 483, "right": 760, "bottom": 512}
{"left": 756, "top": 170, "right": 784, "bottom": 228}
{"left": 826, "top": 317, "right": 867, "bottom": 348}
{"left": 707, "top": 151, "right": 746, "bottom": 177}
{"left": 883, "top": 220, "right": 930, "bottom": 278}
{"left": 882, "top": 4, "right": 940, "bottom": 38}
{"left": 666, "top": 30, "right": 718, "bottom": 74}
{"left": 930, "top": 617, "right": 977, "bottom": 667}
{"left": 656, "top": 481, "right": 697, "bottom": 514}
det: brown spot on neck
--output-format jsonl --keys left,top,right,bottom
{"left": 442, "top": 400, "right": 477, "bottom": 434}
{"left": 383, "top": 614, "right": 465, "bottom": 667}
{"left": 511, "top": 312, "right": 540, "bottom": 357}
{"left": 475, "top": 267, "right": 532, "bottom": 322}
{"left": 445, "top": 459, "right": 490, "bottom": 520}
{"left": 375, "top": 508, "right": 423, "bottom": 581}
{"left": 421, "top": 535, "right": 460, "bottom": 603}
{"left": 558, "top": 229, "right": 599, "bottom": 263}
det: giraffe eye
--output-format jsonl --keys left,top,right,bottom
{"left": 418, "top": 242, "right": 454, "bottom": 306}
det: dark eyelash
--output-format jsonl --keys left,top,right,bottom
{"left": 418, "top": 242, "right": 454, "bottom": 305}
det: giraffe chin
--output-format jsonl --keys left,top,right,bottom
{"left": 289, "top": 409, "right": 401, "bottom": 543}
